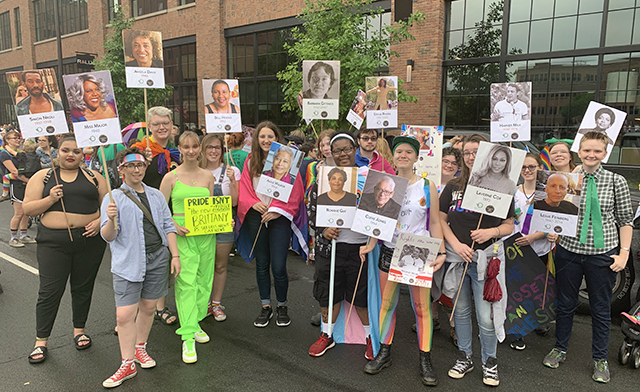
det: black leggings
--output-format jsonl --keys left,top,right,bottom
{"left": 35, "top": 223, "right": 106, "bottom": 338}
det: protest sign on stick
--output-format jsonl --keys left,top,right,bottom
{"left": 365, "top": 76, "right": 398, "bottom": 129}
{"left": 203, "top": 79, "right": 242, "bottom": 133}
{"left": 346, "top": 90, "right": 367, "bottom": 129}
{"left": 316, "top": 166, "right": 359, "bottom": 228}
{"left": 123, "top": 29, "right": 165, "bottom": 89}
{"left": 570, "top": 101, "right": 627, "bottom": 163}
{"left": 184, "top": 196, "right": 233, "bottom": 236}
{"left": 302, "top": 61, "right": 340, "bottom": 120}
{"left": 388, "top": 233, "right": 441, "bottom": 288}
{"left": 490, "top": 82, "right": 532, "bottom": 142}
{"left": 402, "top": 125, "right": 443, "bottom": 186}
{"left": 530, "top": 171, "right": 583, "bottom": 237}
{"left": 255, "top": 142, "right": 305, "bottom": 202}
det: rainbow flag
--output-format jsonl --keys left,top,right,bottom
{"left": 540, "top": 145, "right": 551, "bottom": 170}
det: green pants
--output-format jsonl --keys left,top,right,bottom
{"left": 174, "top": 220, "right": 216, "bottom": 340}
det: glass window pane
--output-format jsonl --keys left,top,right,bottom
{"left": 506, "top": 60, "right": 527, "bottom": 82}
{"left": 578, "top": 0, "right": 604, "bottom": 13}
{"left": 549, "top": 57, "right": 574, "bottom": 92}
{"left": 634, "top": 11, "right": 640, "bottom": 44}
{"left": 573, "top": 55, "right": 599, "bottom": 91}
{"left": 630, "top": 53, "right": 640, "bottom": 90}
{"left": 554, "top": 0, "right": 578, "bottom": 16}
{"left": 465, "top": 0, "right": 485, "bottom": 28}
{"left": 605, "top": 10, "right": 633, "bottom": 46}
{"left": 608, "top": 0, "right": 635, "bottom": 10}
{"left": 575, "top": 13, "right": 602, "bottom": 49}
{"left": 602, "top": 53, "right": 631, "bottom": 92}
{"left": 446, "top": 30, "right": 463, "bottom": 59}
{"left": 508, "top": 22, "right": 529, "bottom": 53}
{"left": 448, "top": 0, "right": 464, "bottom": 30}
{"left": 531, "top": 0, "right": 554, "bottom": 19}
{"left": 552, "top": 16, "right": 577, "bottom": 51}
{"left": 529, "top": 19, "right": 552, "bottom": 52}
{"left": 509, "top": 0, "right": 531, "bottom": 22}
{"left": 444, "top": 96, "right": 460, "bottom": 126}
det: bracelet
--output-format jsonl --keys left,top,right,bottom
{"left": 621, "top": 247, "right": 630, "bottom": 252}
{"left": 172, "top": 256, "right": 180, "bottom": 258}
{"left": 544, "top": 232, "right": 548, "bottom": 239}
{"left": 437, "top": 252, "right": 446, "bottom": 256}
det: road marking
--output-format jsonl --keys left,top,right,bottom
{"left": 0, "top": 251, "right": 39, "bottom": 275}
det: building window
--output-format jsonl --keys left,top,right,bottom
{"left": 14, "top": 8, "right": 21, "bottom": 47}
{"left": 108, "top": 0, "right": 119, "bottom": 22}
{"left": 0, "top": 11, "right": 11, "bottom": 51}
{"left": 131, "top": 0, "right": 166, "bottom": 17}
{"left": 163, "top": 41, "right": 198, "bottom": 130}
{"left": 34, "top": 0, "right": 88, "bottom": 42}
{"left": 0, "top": 69, "right": 21, "bottom": 125}
{"left": 180, "top": 0, "right": 195, "bottom": 4}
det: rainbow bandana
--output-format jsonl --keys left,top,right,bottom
{"left": 118, "top": 153, "right": 146, "bottom": 168}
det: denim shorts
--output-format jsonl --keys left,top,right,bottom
{"left": 216, "top": 231, "right": 235, "bottom": 244}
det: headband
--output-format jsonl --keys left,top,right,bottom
{"left": 119, "top": 153, "right": 147, "bottom": 168}
{"left": 330, "top": 133, "right": 355, "bottom": 146}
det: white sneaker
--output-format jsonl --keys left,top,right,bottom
{"left": 182, "top": 338, "right": 197, "bottom": 364}
{"left": 9, "top": 238, "right": 24, "bottom": 248}
{"left": 20, "top": 235, "right": 37, "bottom": 244}
{"left": 194, "top": 329, "right": 210, "bottom": 343}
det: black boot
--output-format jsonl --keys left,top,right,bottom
{"left": 364, "top": 343, "right": 392, "bottom": 375}
{"left": 420, "top": 350, "right": 438, "bottom": 386}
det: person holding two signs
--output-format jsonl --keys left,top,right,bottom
{"left": 359, "top": 135, "right": 446, "bottom": 386}
{"left": 439, "top": 134, "right": 515, "bottom": 387}
{"left": 159, "top": 131, "right": 216, "bottom": 364}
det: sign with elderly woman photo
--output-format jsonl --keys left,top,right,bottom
{"left": 570, "top": 101, "right": 626, "bottom": 163}
{"left": 490, "top": 82, "right": 532, "bottom": 142}
{"left": 352, "top": 169, "right": 408, "bottom": 242}
{"left": 122, "top": 29, "right": 165, "bottom": 88}
{"left": 388, "top": 233, "right": 442, "bottom": 288}
{"left": 402, "top": 125, "right": 443, "bottom": 186}
{"left": 62, "top": 71, "right": 123, "bottom": 148}
{"left": 316, "top": 165, "right": 359, "bottom": 228}
{"left": 255, "top": 142, "right": 305, "bottom": 202}
{"left": 302, "top": 60, "right": 340, "bottom": 120}
{"left": 8, "top": 68, "right": 68, "bottom": 139}
{"left": 529, "top": 171, "right": 583, "bottom": 237}
{"left": 346, "top": 90, "right": 367, "bottom": 129}
{"left": 365, "top": 76, "right": 398, "bottom": 129}
{"left": 203, "top": 79, "right": 242, "bottom": 133}
{"left": 460, "top": 141, "right": 526, "bottom": 219}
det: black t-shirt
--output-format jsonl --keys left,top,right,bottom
{"left": 143, "top": 155, "right": 162, "bottom": 189}
{"left": 317, "top": 191, "right": 357, "bottom": 206}
{"left": 534, "top": 199, "right": 579, "bottom": 215}
{"left": 439, "top": 183, "right": 516, "bottom": 250}
{"left": 137, "top": 191, "right": 164, "bottom": 254}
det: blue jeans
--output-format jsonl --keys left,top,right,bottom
{"left": 453, "top": 261, "right": 497, "bottom": 364}
{"left": 554, "top": 245, "right": 617, "bottom": 360}
{"left": 245, "top": 209, "right": 292, "bottom": 306}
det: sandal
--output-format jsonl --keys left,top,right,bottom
{"left": 28, "top": 346, "right": 48, "bottom": 364}
{"left": 155, "top": 307, "right": 178, "bottom": 325}
{"left": 74, "top": 334, "right": 92, "bottom": 350}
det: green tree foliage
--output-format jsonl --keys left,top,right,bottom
{"left": 278, "top": 0, "right": 425, "bottom": 131}
{"left": 93, "top": 7, "right": 173, "bottom": 127}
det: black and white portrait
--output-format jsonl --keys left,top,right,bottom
{"left": 302, "top": 61, "right": 340, "bottom": 100}
{"left": 490, "top": 82, "right": 531, "bottom": 123}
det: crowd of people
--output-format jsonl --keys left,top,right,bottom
{"left": 0, "top": 115, "right": 633, "bottom": 388}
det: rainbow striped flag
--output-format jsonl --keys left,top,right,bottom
{"left": 540, "top": 145, "right": 551, "bottom": 170}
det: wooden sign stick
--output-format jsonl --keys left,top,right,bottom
{"left": 99, "top": 146, "right": 118, "bottom": 230}
{"left": 249, "top": 201, "right": 272, "bottom": 259}
{"left": 46, "top": 150, "right": 73, "bottom": 241}
{"left": 309, "top": 122, "right": 319, "bottom": 138}
{"left": 450, "top": 214, "right": 484, "bottom": 322}
{"left": 144, "top": 88, "right": 150, "bottom": 149}
{"left": 541, "top": 239, "right": 558, "bottom": 308}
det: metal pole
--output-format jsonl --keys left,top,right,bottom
{"left": 53, "top": 0, "right": 67, "bottom": 111}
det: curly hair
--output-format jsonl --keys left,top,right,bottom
{"left": 66, "top": 74, "right": 110, "bottom": 112}
{"left": 127, "top": 30, "right": 162, "bottom": 62}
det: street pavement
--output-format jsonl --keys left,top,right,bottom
{"left": 0, "top": 205, "right": 639, "bottom": 391}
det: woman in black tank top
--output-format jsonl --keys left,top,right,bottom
{"left": 23, "top": 134, "right": 108, "bottom": 364}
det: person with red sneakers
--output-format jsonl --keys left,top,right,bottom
{"left": 100, "top": 147, "right": 181, "bottom": 388}
{"left": 308, "top": 131, "right": 373, "bottom": 359}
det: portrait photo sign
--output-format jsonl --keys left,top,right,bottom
{"left": 388, "top": 233, "right": 442, "bottom": 288}
{"left": 346, "top": 90, "right": 367, "bottom": 129}
{"left": 570, "top": 101, "right": 627, "bottom": 163}
{"left": 203, "top": 79, "right": 242, "bottom": 133}
{"left": 461, "top": 141, "right": 526, "bottom": 219}
{"left": 7, "top": 68, "right": 68, "bottom": 139}
{"left": 503, "top": 233, "right": 556, "bottom": 339}
{"left": 302, "top": 60, "right": 340, "bottom": 120}
{"left": 315, "top": 166, "right": 359, "bottom": 228}
{"left": 184, "top": 196, "right": 233, "bottom": 236}
{"left": 402, "top": 125, "right": 443, "bottom": 186}
{"left": 529, "top": 171, "right": 583, "bottom": 237}
{"left": 62, "top": 71, "right": 123, "bottom": 148}
{"left": 122, "top": 29, "right": 165, "bottom": 89}
{"left": 352, "top": 170, "right": 408, "bottom": 242}
{"left": 255, "top": 142, "right": 305, "bottom": 202}
{"left": 490, "top": 82, "right": 532, "bottom": 142}
{"left": 365, "top": 76, "right": 398, "bottom": 129}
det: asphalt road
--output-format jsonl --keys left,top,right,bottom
{"left": 1, "top": 205, "right": 639, "bottom": 391}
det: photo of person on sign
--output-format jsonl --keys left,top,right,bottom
{"left": 302, "top": 61, "right": 339, "bottom": 100}
{"left": 204, "top": 79, "right": 240, "bottom": 114}
{"left": 66, "top": 73, "right": 118, "bottom": 123}
{"left": 468, "top": 144, "right": 517, "bottom": 195}
{"left": 262, "top": 145, "right": 300, "bottom": 185}
{"left": 13, "top": 70, "right": 64, "bottom": 115}
{"left": 534, "top": 173, "right": 579, "bottom": 215}
{"left": 124, "top": 30, "right": 163, "bottom": 68}
{"left": 357, "top": 175, "right": 401, "bottom": 219}
{"left": 398, "top": 244, "right": 427, "bottom": 273}
{"left": 317, "top": 167, "right": 357, "bottom": 206}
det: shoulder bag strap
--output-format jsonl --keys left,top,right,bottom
{"left": 120, "top": 188, "right": 159, "bottom": 231}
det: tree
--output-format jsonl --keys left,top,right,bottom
{"left": 277, "top": 0, "right": 425, "bottom": 131}
{"left": 93, "top": 7, "right": 173, "bottom": 127}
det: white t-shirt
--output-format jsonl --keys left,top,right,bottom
{"left": 208, "top": 165, "right": 241, "bottom": 197}
{"left": 493, "top": 99, "right": 528, "bottom": 122}
{"left": 400, "top": 254, "right": 424, "bottom": 272}
{"left": 383, "top": 179, "right": 431, "bottom": 248}
{"left": 511, "top": 188, "right": 552, "bottom": 257}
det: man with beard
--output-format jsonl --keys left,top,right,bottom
{"left": 355, "top": 128, "right": 395, "bottom": 174}
{"left": 15, "top": 71, "right": 64, "bottom": 115}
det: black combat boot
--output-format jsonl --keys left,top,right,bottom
{"left": 420, "top": 350, "right": 438, "bottom": 386}
{"left": 364, "top": 343, "right": 391, "bottom": 375}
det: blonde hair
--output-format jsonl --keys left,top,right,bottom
{"left": 147, "top": 106, "right": 172, "bottom": 121}
{"left": 23, "top": 139, "right": 37, "bottom": 153}
{"left": 376, "top": 137, "right": 394, "bottom": 168}
{"left": 199, "top": 133, "right": 224, "bottom": 168}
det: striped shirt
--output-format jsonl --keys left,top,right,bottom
{"left": 559, "top": 166, "right": 634, "bottom": 254}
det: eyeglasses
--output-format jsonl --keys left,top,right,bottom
{"left": 521, "top": 165, "right": 538, "bottom": 172}
{"left": 206, "top": 145, "right": 222, "bottom": 150}
{"left": 359, "top": 136, "right": 378, "bottom": 142}
{"left": 331, "top": 146, "right": 354, "bottom": 156}
{"left": 375, "top": 188, "right": 394, "bottom": 196}
{"left": 6, "top": 137, "right": 19, "bottom": 141}
{"left": 463, "top": 151, "right": 477, "bottom": 158}
{"left": 150, "top": 121, "right": 172, "bottom": 128}
{"left": 123, "top": 162, "right": 146, "bottom": 170}
{"left": 442, "top": 159, "right": 459, "bottom": 167}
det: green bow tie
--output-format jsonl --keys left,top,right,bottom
{"left": 580, "top": 174, "right": 604, "bottom": 248}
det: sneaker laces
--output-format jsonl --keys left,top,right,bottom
{"left": 110, "top": 360, "right": 134, "bottom": 380}
{"left": 135, "top": 345, "right": 152, "bottom": 362}
{"left": 483, "top": 363, "right": 498, "bottom": 379}
{"left": 594, "top": 359, "right": 608, "bottom": 373}
{"left": 549, "top": 348, "right": 564, "bottom": 359}
{"left": 259, "top": 307, "right": 271, "bottom": 317}
{"left": 312, "top": 334, "right": 330, "bottom": 349}
{"left": 452, "top": 357, "right": 471, "bottom": 373}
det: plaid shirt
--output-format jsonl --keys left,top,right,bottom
{"left": 560, "top": 166, "right": 634, "bottom": 254}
